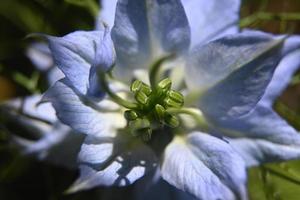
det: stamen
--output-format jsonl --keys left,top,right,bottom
{"left": 99, "top": 72, "right": 137, "bottom": 109}
{"left": 124, "top": 78, "right": 185, "bottom": 140}
{"left": 149, "top": 54, "right": 175, "bottom": 88}
{"left": 166, "top": 107, "right": 209, "bottom": 131}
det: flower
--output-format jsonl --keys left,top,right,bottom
{"left": 41, "top": 0, "right": 300, "bottom": 199}
{"left": 0, "top": 95, "right": 84, "bottom": 169}
{"left": 1, "top": 34, "right": 82, "bottom": 169}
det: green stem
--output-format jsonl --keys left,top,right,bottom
{"left": 167, "top": 107, "right": 209, "bottom": 130}
{"left": 99, "top": 73, "right": 137, "bottom": 109}
{"left": 240, "top": 12, "right": 300, "bottom": 28}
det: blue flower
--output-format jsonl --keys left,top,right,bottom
{"left": 1, "top": 40, "right": 83, "bottom": 169}
{"left": 1, "top": 95, "right": 84, "bottom": 169}
{"left": 41, "top": 0, "right": 300, "bottom": 199}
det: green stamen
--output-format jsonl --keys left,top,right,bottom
{"left": 99, "top": 60, "right": 207, "bottom": 142}
{"left": 99, "top": 72, "right": 137, "bottom": 109}
{"left": 149, "top": 54, "right": 175, "bottom": 88}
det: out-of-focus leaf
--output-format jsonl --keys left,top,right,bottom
{"left": 0, "top": 0, "right": 53, "bottom": 33}
{"left": 249, "top": 161, "right": 300, "bottom": 200}
{"left": 275, "top": 101, "right": 300, "bottom": 130}
{"left": 64, "top": 0, "right": 99, "bottom": 17}
{"left": 12, "top": 71, "right": 40, "bottom": 93}
{"left": 291, "top": 74, "right": 300, "bottom": 85}
{"left": 248, "top": 167, "right": 268, "bottom": 200}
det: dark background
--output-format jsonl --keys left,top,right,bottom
{"left": 1, "top": 0, "right": 300, "bottom": 199}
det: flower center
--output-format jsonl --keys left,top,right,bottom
{"left": 124, "top": 78, "right": 184, "bottom": 141}
{"left": 99, "top": 55, "right": 208, "bottom": 142}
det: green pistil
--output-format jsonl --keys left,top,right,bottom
{"left": 125, "top": 78, "right": 184, "bottom": 141}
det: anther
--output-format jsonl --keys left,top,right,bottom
{"left": 165, "top": 114, "right": 180, "bottom": 128}
{"left": 155, "top": 104, "right": 166, "bottom": 122}
{"left": 135, "top": 90, "right": 149, "bottom": 105}
{"left": 124, "top": 110, "right": 138, "bottom": 121}
{"left": 157, "top": 78, "right": 172, "bottom": 91}
{"left": 168, "top": 90, "right": 184, "bottom": 105}
{"left": 164, "top": 98, "right": 183, "bottom": 108}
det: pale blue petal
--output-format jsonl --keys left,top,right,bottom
{"left": 241, "top": 30, "right": 300, "bottom": 55}
{"left": 99, "top": 0, "right": 118, "bottom": 28}
{"left": 26, "top": 42, "right": 53, "bottom": 71}
{"left": 214, "top": 104, "right": 300, "bottom": 167}
{"left": 16, "top": 123, "right": 84, "bottom": 169}
{"left": 67, "top": 134, "right": 157, "bottom": 192}
{"left": 228, "top": 137, "right": 300, "bottom": 167}
{"left": 1, "top": 96, "right": 84, "bottom": 169}
{"left": 26, "top": 42, "right": 64, "bottom": 85}
{"left": 46, "top": 30, "right": 115, "bottom": 97}
{"left": 42, "top": 78, "right": 126, "bottom": 137}
{"left": 112, "top": 0, "right": 190, "bottom": 80}
{"left": 181, "top": 0, "right": 240, "bottom": 47}
{"left": 47, "top": 66, "right": 65, "bottom": 86}
{"left": 186, "top": 32, "right": 284, "bottom": 121}
{"left": 3, "top": 95, "right": 57, "bottom": 124}
{"left": 161, "top": 133, "right": 247, "bottom": 200}
{"left": 260, "top": 48, "right": 300, "bottom": 107}
{"left": 1, "top": 96, "right": 53, "bottom": 141}
{"left": 88, "top": 27, "right": 116, "bottom": 98}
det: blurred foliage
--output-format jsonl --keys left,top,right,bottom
{"left": 0, "top": 0, "right": 96, "bottom": 100}
{"left": 0, "top": 0, "right": 300, "bottom": 200}
{"left": 242, "top": 1, "right": 300, "bottom": 199}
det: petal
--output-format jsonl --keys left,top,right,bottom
{"left": 181, "top": 0, "right": 240, "bottom": 47}
{"left": 217, "top": 104, "right": 300, "bottom": 167}
{"left": 228, "top": 137, "right": 300, "bottom": 167}
{"left": 42, "top": 78, "right": 126, "bottom": 137}
{"left": 47, "top": 66, "right": 65, "bottom": 86}
{"left": 17, "top": 123, "right": 85, "bottom": 169}
{"left": 111, "top": 0, "right": 190, "bottom": 80}
{"left": 186, "top": 32, "right": 284, "bottom": 120}
{"left": 99, "top": 0, "right": 118, "bottom": 28}
{"left": 26, "top": 42, "right": 53, "bottom": 71}
{"left": 88, "top": 27, "right": 116, "bottom": 98}
{"left": 26, "top": 42, "right": 65, "bottom": 85}
{"left": 67, "top": 134, "right": 157, "bottom": 192}
{"left": 161, "top": 132, "right": 247, "bottom": 200}
{"left": 2, "top": 95, "right": 57, "bottom": 124}
{"left": 260, "top": 48, "right": 300, "bottom": 107}
{"left": 1, "top": 96, "right": 84, "bottom": 169}
{"left": 46, "top": 30, "right": 115, "bottom": 96}
{"left": 1, "top": 95, "right": 55, "bottom": 141}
